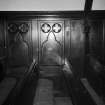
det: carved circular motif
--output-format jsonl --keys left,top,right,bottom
{"left": 19, "top": 23, "right": 29, "bottom": 33}
{"left": 41, "top": 23, "right": 51, "bottom": 33}
{"left": 52, "top": 23, "right": 62, "bottom": 33}
{"left": 8, "top": 23, "right": 18, "bottom": 33}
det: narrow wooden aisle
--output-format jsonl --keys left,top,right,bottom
{"left": 33, "top": 66, "right": 73, "bottom": 105}
{"left": 14, "top": 66, "right": 73, "bottom": 105}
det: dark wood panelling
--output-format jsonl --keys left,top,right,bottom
{"left": 103, "top": 20, "right": 105, "bottom": 66}
{"left": 32, "top": 20, "right": 38, "bottom": 61}
{"left": 38, "top": 20, "right": 64, "bottom": 66}
{"left": 0, "top": 17, "right": 6, "bottom": 57}
{"left": 0, "top": 17, "right": 7, "bottom": 81}
{"left": 7, "top": 21, "right": 32, "bottom": 67}
{"left": 0, "top": 11, "right": 85, "bottom": 20}
{"left": 89, "top": 20, "right": 104, "bottom": 64}
{"left": 31, "top": 18, "right": 85, "bottom": 79}
{"left": 86, "top": 19, "right": 105, "bottom": 99}
{"left": 64, "top": 19, "right": 71, "bottom": 59}
{"left": 0, "top": 11, "right": 105, "bottom": 20}
{"left": 86, "top": 55, "right": 104, "bottom": 97}
{"left": 70, "top": 19, "right": 85, "bottom": 78}
{"left": 0, "top": 11, "right": 105, "bottom": 104}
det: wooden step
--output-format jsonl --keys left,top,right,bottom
{"left": 33, "top": 79, "right": 53, "bottom": 105}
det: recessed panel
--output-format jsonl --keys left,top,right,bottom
{"left": 38, "top": 20, "right": 64, "bottom": 66}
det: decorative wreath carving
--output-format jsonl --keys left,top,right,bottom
{"left": 41, "top": 23, "right": 51, "bottom": 33}
{"left": 41, "top": 23, "right": 62, "bottom": 33}
{"left": 52, "top": 23, "right": 62, "bottom": 33}
{"left": 8, "top": 23, "right": 18, "bottom": 33}
{"left": 8, "top": 23, "right": 29, "bottom": 33}
{"left": 19, "top": 23, "right": 29, "bottom": 33}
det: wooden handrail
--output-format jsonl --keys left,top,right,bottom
{"left": 26, "top": 59, "right": 38, "bottom": 76}
{"left": 81, "top": 78, "right": 105, "bottom": 105}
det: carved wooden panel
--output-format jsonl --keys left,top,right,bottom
{"left": 8, "top": 21, "right": 32, "bottom": 67}
{"left": 38, "top": 20, "right": 64, "bottom": 66}
{"left": 89, "top": 20, "right": 104, "bottom": 64}
{"left": 0, "top": 19, "right": 5, "bottom": 57}
{"left": 70, "top": 20, "right": 84, "bottom": 78}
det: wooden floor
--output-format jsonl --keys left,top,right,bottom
{"left": 13, "top": 66, "right": 73, "bottom": 105}
{"left": 33, "top": 66, "right": 73, "bottom": 105}
{"left": 12, "top": 66, "right": 100, "bottom": 105}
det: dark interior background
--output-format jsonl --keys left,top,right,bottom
{"left": 0, "top": 11, "right": 105, "bottom": 99}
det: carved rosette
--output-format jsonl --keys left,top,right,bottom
{"left": 41, "top": 23, "right": 62, "bottom": 33}
{"left": 8, "top": 23, "right": 29, "bottom": 33}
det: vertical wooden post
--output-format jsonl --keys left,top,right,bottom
{"left": 84, "top": 0, "right": 93, "bottom": 77}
